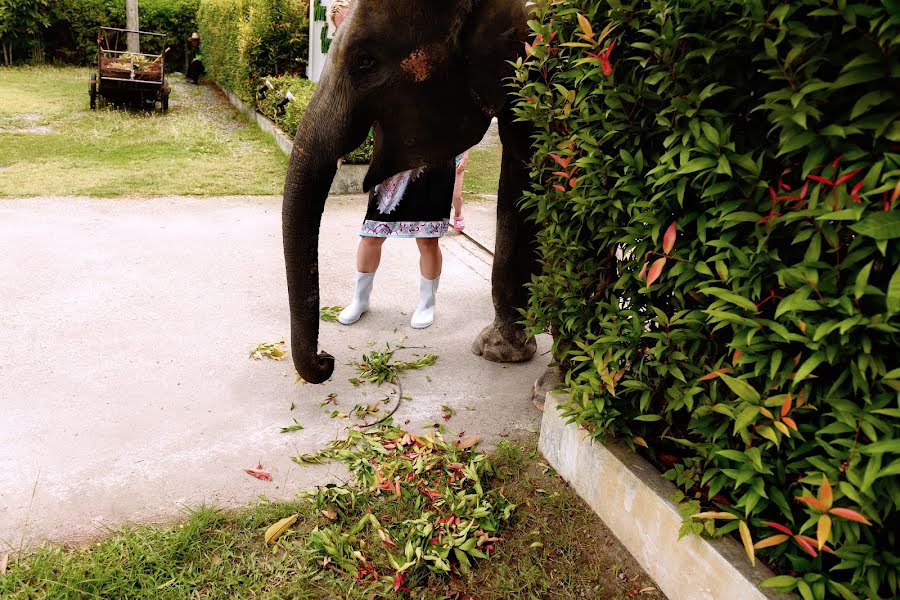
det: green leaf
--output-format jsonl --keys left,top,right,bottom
{"left": 794, "top": 352, "right": 824, "bottom": 385}
{"left": 775, "top": 288, "right": 819, "bottom": 319}
{"left": 887, "top": 263, "right": 900, "bottom": 317}
{"left": 699, "top": 287, "right": 758, "bottom": 312}
{"left": 851, "top": 91, "right": 894, "bottom": 120}
{"left": 854, "top": 261, "right": 873, "bottom": 300}
{"left": 678, "top": 157, "right": 717, "bottom": 174}
{"left": 849, "top": 212, "right": 900, "bottom": 240}
{"left": 634, "top": 414, "right": 664, "bottom": 422}
{"left": 761, "top": 575, "right": 797, "bottom": 589}
{"left": 734, "top": 405, "right": 759, "bottom": 432}
{"left": 860, "top": 439, "right": 900, "bottom": 456}
{"left": 719, "top": 374, "right": 761, "bottom": 403}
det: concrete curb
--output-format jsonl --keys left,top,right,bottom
{"left": 539, "top": 392, "right": 788, "bottom": 600}
{"left": 214, "top": 84, "right": 366, "bottom": 195}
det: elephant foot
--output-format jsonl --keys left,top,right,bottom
{"left": 531, "top": 365, "right": 564, "bottom": 412}
{"left": 471, "top": 322, "right": 536, "bottom": 363}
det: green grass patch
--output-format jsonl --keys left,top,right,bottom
{"left": 0, "top": 438, "right": 661, "bottom": 599}
{"left": 0, "top": 66, "right": 287, "bottom": 197}
{"left": 462, "top": 144, "right": 502, "bottom": 198}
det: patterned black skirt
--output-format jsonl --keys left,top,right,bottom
{"left": 359, "top": 161, "right": 455, "bottom": 238}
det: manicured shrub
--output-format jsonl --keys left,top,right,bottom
{"left": 255, "top": 74, "right": 372, "bottom": 164}
{"left": 513, "top": 1, "right": 899, "bottom": 598}
{"left": 196, "top": 0, "right": 309, "bottom": 102}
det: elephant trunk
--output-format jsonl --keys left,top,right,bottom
{"left": 282, "top": 87, "right": 351, "bottom": 384}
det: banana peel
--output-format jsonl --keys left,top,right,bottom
{"left": 264, "top": 514, "right": 299, "bottom": 545}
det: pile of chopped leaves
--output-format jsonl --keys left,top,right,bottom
{"left": 278, "top": 423, "right": 514, "bottom": 594}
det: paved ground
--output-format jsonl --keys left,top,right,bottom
{"left": 0, "top": 195, "right": 548, "bottom": 552}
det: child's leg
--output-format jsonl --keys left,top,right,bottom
{"left": 357, "top": 236, "right": 386, "bottom": 272}
{"left": 339, "top": 237, "right": 386, "bottom": 325}
{"left": 416, "top": 237, "right": 442, "bottom": 279}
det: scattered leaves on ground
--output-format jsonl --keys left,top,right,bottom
{"left": 245, "top": 464, "right": 272, "bottom": 482}
{"left": 319, "top": 306, "right": 344, "bottom": 322}
{"left": 280, "top": 420, "right": 305, "bottom": 434}
{"left": 264, "top": 515, "right": 298, "bottom": 545}
{"left": 283, "top": 422, "right": 513, "bottom": 595}
{"left": 250, "top": 341, "right": 286, "bottom": 361}
{"left": 353, "top": 344, "right": 438, "bottom": 386}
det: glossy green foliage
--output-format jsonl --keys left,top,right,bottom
{"left": 513, "top": 1, "right": 900, "bottom": 598}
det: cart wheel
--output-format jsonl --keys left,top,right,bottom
{"left": 89, "top": 74, "right": 97, "bottom": 110}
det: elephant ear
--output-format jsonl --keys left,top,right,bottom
{"left": 461, "top": 0, "right": 530, "bottom": 116}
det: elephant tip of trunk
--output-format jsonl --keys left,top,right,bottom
{"left": 294, "top": 351, "right": 335, "bottom": 385}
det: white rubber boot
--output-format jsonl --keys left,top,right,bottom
{"left": 338, "top": 271, "right": 375, "bottom": 325}
{"left": 411, "top": 275, "right": 440, "bottom": 329}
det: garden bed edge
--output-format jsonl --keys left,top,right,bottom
{"left": 539, "top": 391, "right": 790, "bottom": 600}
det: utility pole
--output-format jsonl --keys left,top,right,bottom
{"left": 126, "top": 0, "right": 139, "bottom": 53}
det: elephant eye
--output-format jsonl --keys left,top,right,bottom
{"left": 356, "top": 53, "right": 377, "bottom": 72}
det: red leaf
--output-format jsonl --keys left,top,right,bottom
{"left": 393, "top": 571, "right": 404, "bottom": 592}
{"left": 831, "top": 154, "right": 843, "bottom": 169}
{"left": 600, "top": 40, "right": 616, "bottom": 77}
{"left": 570, "top": 177, "right": 578, "bottom": 187}
{"left": 780, "top": 395, "right": 792, "bottom": 418}
{"left": 662, "top": 222, "right": 677, "bottom": 254}
{"left": 807, "top": 175, "right": 833, "bottom": 186}
{"left": 799, "top": 181, "right": 810, "bottom": 199}
{"left": 829, "top": 507, "right": 873, "bottom": 525}
{"left": 782, "top": 416, "right": 798, "bottom": 431}
{"left": 699, "top": 367, "right": 730, "bottom": 381}
{"left": 794, "top": 535, "right": 819, "bottom": 557}
{"left": 549, "top": 153, "right": 572, "bottom": 168}
{"left": 796, "top": 496, "right": 827, "bottom": 512}
{"left": 765, "top": 521, "right": 794, "bottom": 535}
{"left": 552, "top": 171, "right": 569, "bottom": 178}
{"left": 769, "top": 186, "right": 778, "bottom": 202}
{"left": 646, "top": 257, "right": 666, "bottom": 286}
{"left": 835, "top": 168, "right": 862, "bottom": 186}
{"left": 553, "top": 184, "right": 566, "bottom": 192}
{"left": 245, "top": 464, "right": 272, "bottom": 481}
{"left": 850, "top": 179, "right": 864, "bottom": 203}
{"left": 638, "top": 262, "right": 648, "bottom": 280}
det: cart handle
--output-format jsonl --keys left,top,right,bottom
{"left": 99, "top": 26, "right": 166, "bottom": 37}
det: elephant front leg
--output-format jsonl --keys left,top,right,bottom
{"left": 472, "top": 115, "right": 538, "bottom": 363}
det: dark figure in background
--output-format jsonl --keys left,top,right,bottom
{"left": 186, "top": 32, "right": 205, "bottom": 84}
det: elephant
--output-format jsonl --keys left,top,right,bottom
{"left": 282, "top": 0, "right": 547, "bottom": 391}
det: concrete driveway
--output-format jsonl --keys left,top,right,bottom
{"left": 0, "top": 195, "right": 548, "bottom": 551}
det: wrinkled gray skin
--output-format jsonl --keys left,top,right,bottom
{"left": 283, "top": 0, "right": 538, "bottom": 385}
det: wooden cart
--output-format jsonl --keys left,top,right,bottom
{"left": 90, "top": 27, "right": 170, "bottom": 112}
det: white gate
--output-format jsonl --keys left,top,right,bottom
{"left": 307, "top": 0, "right": 336, "bottom": 83}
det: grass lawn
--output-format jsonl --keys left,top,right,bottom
{"left": 0, "top": 66, "right": 287, "bottom": 197}
{"left": 463, "top": 144, "right": 503, "bottom": 198}
{"left": 0, "top": 440, "right": 661, "bottom": 600}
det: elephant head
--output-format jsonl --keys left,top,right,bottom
{"left": 283, "top": 0, "right": 530, "bottom": 384}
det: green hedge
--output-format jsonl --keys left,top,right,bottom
{"left": 514, "top": 1, "right": 899, "bottom": 599}
{"left": 0, "top": 0, "right": 199, "bottom": 69}
{"left": 198, "top": 1, "right": 371, "bottom": 164}
{"left": 196, "top": 0, "right": 309, "bottom": 103}
{"left": 255, "top": 75, "right": 372, "bottom": 164}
